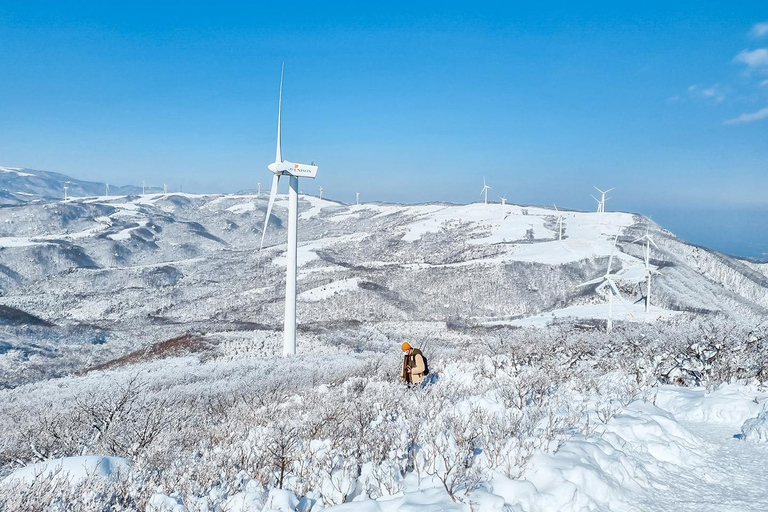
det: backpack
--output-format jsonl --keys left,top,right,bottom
{"left": 412, "top": 349, "right": 429, "bottom": 376}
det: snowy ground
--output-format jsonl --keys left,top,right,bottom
{"left": 318, "top": 385, "right": 768, "bottom": 512}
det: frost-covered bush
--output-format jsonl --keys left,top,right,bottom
{"left": 1, "top": 316, "right": 766, "bottom": 510}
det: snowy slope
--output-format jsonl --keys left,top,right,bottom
{"left": 0, "top": 187, "right": 765, "bottom": 388}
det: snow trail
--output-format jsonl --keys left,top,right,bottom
{"left": 639, "top": 420, "right": 768, "bottom": 512}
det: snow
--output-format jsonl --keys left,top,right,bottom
{"left": 2, "top": 455, "right": 130, "bottom": 485}
{"left": 504, "top": 302, "right": 679, "bottom": 328}
{"left": 0, "top": 166, "right": 34, "bottom": 177}
{"left": 0, "top": 236, "right": 45, "bottom": 248}
{"left": 741, "top": 409, "right": 768, "bottom": 443}
{"left": 271, "top": 233, "right": 370, "bottom": 268}
{"left": 654, "top": 384, "right": 768, "bottom": 425}
{"left": 321, "top": 384, "right": 768, "bottom": 512}
{"left": 299, "top": 277, "right": 361, "bottom": 302}
{"left": 299, "top": 194, "right": 335, "bottom": 219}
{"left": 227, "top": 201, "right": 258, "bottom": 214}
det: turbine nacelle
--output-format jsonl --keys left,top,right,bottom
{"left": 268, "top": 161, "right": 319, "bottom": 179}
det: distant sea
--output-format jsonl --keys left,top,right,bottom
{"left": 648, "top": 207, "right": 768, "bottom": 262}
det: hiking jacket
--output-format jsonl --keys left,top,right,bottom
{"left": 402, "top": 348, "right": 426, "bottom": 384}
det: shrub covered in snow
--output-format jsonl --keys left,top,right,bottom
{"left": 0, "top": 317, "right": 766, "bottom": 511}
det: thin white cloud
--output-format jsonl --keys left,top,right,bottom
{"left": 761, "top": 79, "right": 768, "bottom": 87}
{"left": 751, "top": 22, "right": 768, "bottom": 38}
{"left": 734, "top": 48, "right": 768, "bottom": 68}
{"left": 684, "top": 84, "right": 726, "bottom": 103}
{"left": 724, "top": 106, "right": 768, "bottom": 125}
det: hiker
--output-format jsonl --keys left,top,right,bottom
{"left": 400, "top": 342, "right": 427, "bottom": 385}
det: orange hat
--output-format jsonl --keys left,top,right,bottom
{"left": 401, "top": 342, "right": 412, "bottom": 351}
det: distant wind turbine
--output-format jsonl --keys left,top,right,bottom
{"left": 258, "top": 64, "right": 319, "bottom": 357}
{"left": 142, "top": 181, "right": 146, "bottom": 195}
{"left": 499, "top": 195, "right": 507, "bottom": 219}
{"left": 319, "top": 186, "right": 323, "bottom": 201}
{"left": 356, "top": 192, "right": 360, "bottom": 205}
{"left": 577, "top": 231, "right": 630, "bottom": 332}
{"left": 554, "top": 204, "right": 563, "bottom": 241}
{"left": 105, "top": 183, "right": 109, "bottom": 196}
{"left": 593, "top": 187, "right": 614, "bottom": 213}
{"left": 257, "top": 182, "right": 261, "bottom": 198}
{"left": 163, "top": 184, "right": 167, "bottom": 194}
{"left": 480, "top": 178, "right": 491, "bottom": 204}
{"left": 632, "top": 225, "right": 662, "bottom": 313}
{"left": 63, "top": 183, "right": 69, "bottom": 201}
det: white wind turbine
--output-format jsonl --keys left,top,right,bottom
{"left": 258, "top": 64, "right": 319, "bottom": 357}
{"left": 257, "top": 182, "right": 261, "bottom": 198}
{"left": 632, "top": 225, "right": 662, "bottom": 313}
{"left": 499, "top": 194, "right": 507, "bottom": 219}
{"left": 553, "top": 204, "right": 564, "bottom": 241}
{"left": 480, "top": 178, "right": 491, "bottom": 204}
{"left": 356, "top": 192, "right": 360, "bottom": 205}
{"left": 105, "top": 183, "right": 109, "bottom": 196}
{"left": 577, "top": 231, "right": 629, "bottom": 332}
{"left": 142, "top": 180, "right": 146, "bottom": 195}
{"left": 319, "top": 186, "right": 323, "bottom": 201}
{"left": 593, "top": 186, "right": 614, "bottom": 213}
{"left": 63, "top": 182, "right": 69, "bottom": 201}
{"left": 163, "top": 184, "right": 168, "bottom": 194}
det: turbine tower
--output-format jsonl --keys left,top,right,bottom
{"left": 142, "top": 180, "right": 146, "bottom": 195}
{"left": 594, "top": 187, "right": 614, "bottom": 213}
{"left": 480, "top": 178, "right": 491, "bottom": 204}
{"left": 163, "top": 184, "right": 167, "bottom": 194}
{"left": 554, "top": 204, "right": 563, "bottom": 241}
{"left": 499, "top": 195, "right": 507, "bottom": 219}
{"left": 319, "top": 186, "right": 323, "bottom": 201}
{"left": 105, "top": 183, "right": 109, "bottom": 196}
{"left": 258, "top": 64, "right": 319, "bottom": 357}
{"left": 63, "top": 183, "right": 69, "bottom": 201}
{"left": 356, "top": 192, "right": 360, "bottom": 205}
{"left": 257, "top": 182, "right": 261, "bottom": 198}
{"left": 577, "top": 232, "right": 628, "bottom": 332}
{"left": 632, "top": 225, "right": 661, "bottom": 313}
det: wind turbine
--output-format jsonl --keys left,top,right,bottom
{"left": 105, "top": 183, "right": 109, "bottom": 196}
{"left": 480, "top": 178, "right": 491, "bottom": 204}
{"left": 632, "top": 225, "right": 661, "bottom": 313}
{"left": 142, "top": 181, "right": 146, "bottom": 195}
{"left": 257, "top": 182, "right": 261, "bottom": 198}
{"left": 319, "top": 186, "right": 323, "bottom": 201}
{"left": 594, "top": 187, "right": 614, "bottom": 213}
{"left": 553, "top": 204, "right": 563, "bottom": 241}
{"left": 258, "top": 64, "right": 319, "bottom": 357}
{"left": 577, "top": 231, "right": 628, "bottom": 332}
{"left": 499, "top": 195, "right": 507, "bottom": 219}
{"left": 356, "top": 192, "right": 360, "bottom": 205}
{"left": 163, "top": 184, "right": 168, "bottom": 194}
{"left": 63, "top": 182, "right": 69, "bottom": 201}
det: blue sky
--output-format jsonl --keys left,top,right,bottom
{"left": 0, "top": 2, "right": 766, "bottom": 257}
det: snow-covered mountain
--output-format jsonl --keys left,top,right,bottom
{"left": 0, "top": 172, "right": 766, "bottom": 389}
{"left": 0, "top": 166, "right": 152, "bottom": 204}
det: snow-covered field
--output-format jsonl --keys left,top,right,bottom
{"left": 0, "top": 172, "right": 766, "bottom": 511}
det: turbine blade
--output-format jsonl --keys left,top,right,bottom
{"left": 649, "top": 237, "right": 659, "bottom": 249}
{"left": 577, "top": 276, "right": 604, "bottom": 287}
{"left": 607, "top": 278, "right": 620, "bottom": 297}
{"left": 259, "top": 174, "right": 281, "bottom": 255}
{"left": 275, "top": 63, "right": 284, "bottom": 165}
{"left": 608, "top": 278, "right": 636, "bottom": 318}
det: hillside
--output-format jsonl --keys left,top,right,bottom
{"left": 0, "top": 184, "right": 766, "bottom": 388}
